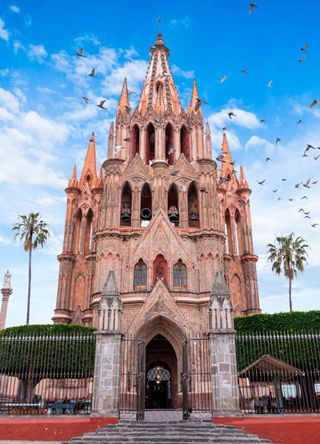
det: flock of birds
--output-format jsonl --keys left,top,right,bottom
{"left": 75, "top": 4, "right": 320, "bottom": 229}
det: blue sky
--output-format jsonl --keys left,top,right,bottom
{"left": 1, "top": 0, "right": 320, "bottom": 326}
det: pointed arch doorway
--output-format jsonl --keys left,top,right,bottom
{"left": 145, "top": 334, "right": 177, "bottom": 409}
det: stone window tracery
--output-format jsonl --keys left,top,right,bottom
{"left": 134, "top": 259, "right": 147, "bottom": 290}
{"left": 173, "top": 259, "right": 187, "bottom": 289}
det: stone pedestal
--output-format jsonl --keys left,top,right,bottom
{"left": 91, "top": 331, "right": 122, "bottom": 417}
{"left": 209, "top": 330, "right": 240, "bottom": 415}
{"left": 0, "top": 288, "right": 12, "bottom": 330}
{"left": 91, "top": 270, "right": 123, "bottom": 417}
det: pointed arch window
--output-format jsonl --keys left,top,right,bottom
{"left": 168, "top": 183, "right": 179, "bottom": 226}
{"left": 134, "top": 259, "right": 147, "bottom": 290}
{"left": 173, "top": 260, "right": 187, "bottom": 289}
{"left": 130, "top": 124, "right": 140, "bottom": 160}
{"left": 146, "top": 123, "right": 155, "bottom": 164}
{"left": 225, "top": 209, "right": 232, "bottom": 255}
{"left": 84, "top": 209, "right": 93, "bottom": 254}
{"left": 180, "top": 125, "right": 190, "bottom": 161}
{"left": 188, "top": 181, "right": 199, "bottom": 228}
{"left": 120, "top": 182, "right": 132, "bottom": 227}
{"left": 165, "top": 123, "right": 175, "bottom": 165}
{"left": 141, "top": 182, "right": 152, "bottom": 227}
{"left": 235, "top": 209, "right": 243, "bottom": 256}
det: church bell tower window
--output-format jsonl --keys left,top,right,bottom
{"left": 180, "top": 125, "right": 190, "bottom": 161}
{"left": 168, "top": 183, "right": 179, "bottom": 226}
{"left": 130, "top": 124, "right": 140, "bottom": 160}
{"left": 173, "top": 260, "right": 187, "bottom": 289}
{"left": 120, "top": 182, "right": 132, "bottom": 227}
{"left": 146, "top": 123, "right": 155, "bottom": 164}
{"left": 141, "top": 183, "right": 152, "bottom": 227}
{"left": 188, "top": 181, "right": 199, "bottom": 228}
{"left": 165, "top": 123, "right": 175, "bottom": 165}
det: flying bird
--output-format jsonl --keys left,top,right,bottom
{"left": 195, "top": 98, "right": 207, "bottom": 111}
{"left": 276, "top": 137, "right": 281, "bottom": 144}
{"left": 241, "top": 68, "right": 248, "bottom": 74}
{"left": 168, "top": 147, "right": 176, "bottom": 155}
{"left": 89, "top": 68, "right": 96, "bottom": 77}
{"left": 296, "top": 120, "right": 303, "bottom": 125}
{"left": 125, "top": 105, "right": 132, "bottom": 113}
{"left": 76, "top": 48, "right": 86, "bottom": 58}
{"left": 266, "top": 157, "right": 271, "bottom": 162}
{"left": 298, "top": 57, "right": 305, "bottom": 64}
{"left": 309, "top": 99, "right": 319, "bottom": 109}
{"left": 312, "top": 180, "right": 318, "bottom": 185}
{"left": 228, "top": 112, "right": 236, "bottom": 119}
{"left": 257, "top": 179, "right": 266, "bottom": 185}
{"left": 128, "top": 90, "right": 136, "bottom": 96}
{"left": 249, "top": 3, "right": 257, "bottom": 14}
{"left": 295, "top": 183, "right": 302, "bottom": 188}
{"left": 288, "top": 198, "right": 293, "bottom": 202}
{"left": 267, "top": 80, "right": 273, "bottom": 88}
{"left": 277, "top": 197, "right": 282, "bottom": 201}
{"left": 82, "top": 96, "right": 91, "bottom": 104}
{"left": 311, "top": 223, "right": 318, "bottom": 227}
{"left": 219, "top": 75, "right": 228, "bottom": 83}
{"left": 123, "top": 137, "right": 131, "bottom": 142}
{"left": 97, "top": 100, "right": 107, "bottom": 109}
{"left": 301, "top": 196, "right": 308, "bottom": 200}
{"left": 304, "top": 215, "right": 311, "bottom": 219}
{"left": 272, "top": 189, "right": 278, "bottom": 193}
{"left": 260, "top": 119, "right": 266, "bottom": 124}
{"left": 300, "top": 43, "right": 309, "bottom": 52}
{"left": 282, "top": 178, "right": 287, "bottom": 181}
{"left": 314, "top": 154, "right": 320, "bottom": 160}
{"left": 222, "top": 126, "right": 228, "bottom": 131}
{"left": 303, "top": 178, "right": 311, "bottom": 188}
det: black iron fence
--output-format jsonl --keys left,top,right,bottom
{"left": 0, "top": 334, "right": 95, "bottom": 415}
{"left": 236, "top": 332, "right": 320, "bottom": 414}
{"left": 119, "top": 336, "right": 145, "bottom": 420}
{"left": 183, "top": 334, "right": 212, "bottom": 418}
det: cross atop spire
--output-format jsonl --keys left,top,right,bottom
{"left": 79, "top": 132, "right": 97, "bottom": 189}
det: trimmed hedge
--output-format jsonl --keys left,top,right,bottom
{"left": 235, "top": 310, "right": 320, "bottom": 333}
{"left": 0, "top": 323, "right": 95, "bottom": 336}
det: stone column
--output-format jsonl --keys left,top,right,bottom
{"left": 0, "top": 270, "right": 12, "bottom": 330}
{"left": 91, "top": 270, "right": 122, "bottom": 417}
{"left": 209, "top": 271, "right": 240, "bottom": 415}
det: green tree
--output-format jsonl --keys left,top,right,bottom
{"left": 12, "top": 213, "right": 50, "bottom": 325}
{"left": 267, "top": 233, "right": 309, "bottom": 312}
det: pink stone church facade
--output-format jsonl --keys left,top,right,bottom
{"left": 53, "top": 33, "right": 261, "bottom": 337}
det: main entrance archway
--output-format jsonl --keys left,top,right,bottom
{"left": 145, "top": 334, "right": 177, "bottom": 409}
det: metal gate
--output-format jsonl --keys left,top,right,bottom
{"left": 119, "top": 336, "right": 145, "bottom": 420}
{"left": 182, "top": 334, "right": 213, "bottom": 419}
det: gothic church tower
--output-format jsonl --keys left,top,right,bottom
{"left": 53, "top": 33, "right": 260, "bottom": 330}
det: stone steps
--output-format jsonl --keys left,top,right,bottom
{"left": 63, "top": 420, "right": 272, "bottom": 443}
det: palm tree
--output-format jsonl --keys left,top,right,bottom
{"left": 12, "top": 213, "right": 50, "bottom": 325}
{"left": 267, "top": 232, "right": 309, "bottom": 312}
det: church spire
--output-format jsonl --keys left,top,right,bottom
{"left": 137, "top": 33, "right": 181, "bottom": 116}
{"left": 117, "top": 78, "right": 130, "bottom": 115}
{"left": 68, "top": 164, "right": 78, "bottom": 188}
{"left": 220, "top": 133, "right": 235, "bottom": 179}
{"left": 79, "top": 132, "right": 97, "bottom": 189}
{"left": 188, "top": 79, "right": 202, "bottom": 115}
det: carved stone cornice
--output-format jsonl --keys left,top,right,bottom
{"left": 241, "top": 253, "right": 258, "bottom": 263}
{"left": 102, "top": 158, "right": 125, "bottom": 174}
{"left": 65, "top": 186, "right": 80, "bottom": 195}
{"left": 58, "top": 253, "right": 75, "bottom": 263}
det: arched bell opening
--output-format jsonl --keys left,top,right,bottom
{"left": 84, "top": 209, "right": 93, "bottom": 254}
{"left": 120, "top": 182, "right": 132, "bottom": 227}
{"left": 146, "top": 123, "right": 155, "bottom": 164}
{"left": 180, "top": 125, "right": 190, "bottom": 161}
{"left": 165, "top": 123, "right": 175, "bottom": 165}
{"left": 145, "top": 335, "right": 177, "bottom": 409}
{"left": 152, "top": 254, "right": 168, "bottom": 286}
{"left": 130, "top": 124, "right": 140, "bottom": 160}
{"left": 188, "top": 181, "right": 199, "bottom": 228}
{"left": 141, "top": 183, "right": 152, "bottom": 227}
{"left": 173, "top": 259, "right": 187, "bottom": 290}
{"left": 167, "top": 183, "right": 179, "bottom": 226}
{"left": 73, "top": 209, "right": 82, "bottom": 254}
{"left": 225, "top": 209, "right": 232, "bottom": 255}
{"left": 235, "top": 209, "right": 243, "bottom": 256}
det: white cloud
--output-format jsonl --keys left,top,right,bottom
{"left": 24, "top": 15, "right": 32, "bottom": 28}
{"left": 208, "top": 107, "right": 260, "bottom": 130}
{"left": 13, "top": 40, "right": 25, "bottom": 53}
{"left": 74, "top": 33, "right": 101, "bottom": 47}
{"left": 0, "top": 234, "right": 11, "bottom": 246}
{"left": 170, "top": 17, "right": 190, "bottom": 29}
{"left": 9, "top": 5, "right": 20, "bottom": 13}
{"left": 101, "top": 59, "right": 148, "bottom": 96}
{"left": 245, "top": 135, "right": 275, "bottom": 155}
{"left": 0, "top": 18, "right": 9, "bottom": 42}
{"left": 27, "top": 44, "right": 48, "bottom": 63}
{"left": 171, "top": 64, "right": 194, "bottom": 79}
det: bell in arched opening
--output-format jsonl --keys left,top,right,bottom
{"left": 120, "top": 182, "right": 132, "bottom": 227}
